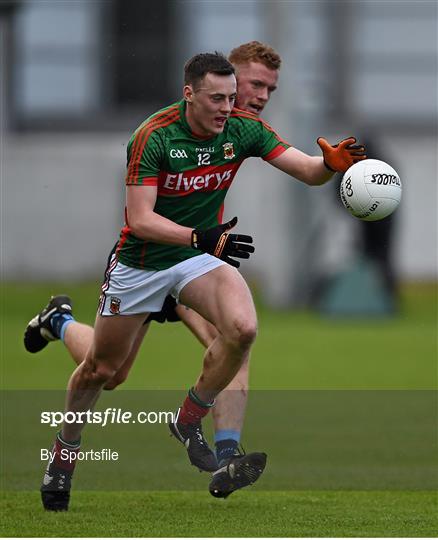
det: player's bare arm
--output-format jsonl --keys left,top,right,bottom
{"left": 269, "top": 147, "right": 333, "bottom": 186}
{"left": 126, "top": 185, "right": 193, "bottom": 246}
{"left": 268, "top": 136, "right": 367, "bottom": 185}
{"left": 127, "top": 185, "right": 254, "bottom": 268}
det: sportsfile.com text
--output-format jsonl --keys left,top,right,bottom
{"left": 41, "top": 408, "right": 180, "bottom": 427}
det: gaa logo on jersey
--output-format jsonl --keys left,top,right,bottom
{"left": 223, "top": 142, "right": 235, "bottom": 160}
{"left": 109, "top": 296, "right": 121, "bottom": 315}
{"left": 170, "top": 149, "right": 188, "bottom": 158}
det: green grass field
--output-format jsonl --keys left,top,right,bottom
{"left": 2, "top": 281, "right": 436, "bottom": 390}
{"left": 1, "top": 281, "right": 437, "bottom": 537}
{"left": 1, "top": 491, "right": 437, "bottom": 537}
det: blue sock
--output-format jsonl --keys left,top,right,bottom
{"left": 215, "top": 430, "right": 240, "bottom": 465}
{"left": 50, "top": 313, "right": 75, "bottom": 341}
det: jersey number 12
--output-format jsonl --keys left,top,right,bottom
{"left": 198, "top": 153, "right": 210, "bottom": 166}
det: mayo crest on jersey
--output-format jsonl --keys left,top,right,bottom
{"left": 116, "top": 100, "right": 290, "bottom": 270}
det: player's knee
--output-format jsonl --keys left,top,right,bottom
{"left": 229, "top": 318, "right": 257, "bottom": 350}
{"left": 103, "top": 371, "right": 127, "bottom": 391}
{"left": 92, "top": 363, "right": 118, "bottom": 385}
{"left": 82, "top": 354, "right": 118, "bottom": 387}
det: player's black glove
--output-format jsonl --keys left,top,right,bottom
{"left": 317, "top": 136, "right": 367, "bottom": 173}
{"left": 191, "top": 216, "right": 254, "bottom": 268}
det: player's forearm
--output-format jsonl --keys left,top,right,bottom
{"left": 300, "top": 156, "right": 334, "bottom": 186}
{"left": 129, "top": 211, "right": 192, "bottom": 247}
{"left": 269, "top": 147, "right": 334, "bottom": 186}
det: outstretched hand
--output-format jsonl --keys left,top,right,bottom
{"left": 317, "top": 136, "right": 367, "bottom": 173}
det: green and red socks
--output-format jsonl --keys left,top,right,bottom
{"left": 177, "top": 387, "right": 215, "bottom": 424}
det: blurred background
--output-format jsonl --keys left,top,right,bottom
{"left": 1, "top": 5, "right": 436, "bottom": 522}
{"left": 0, "top": 4, "right": 436, "bottom": 523}
{"left": 1, "top": 0, "right": 436, "bottom": 313}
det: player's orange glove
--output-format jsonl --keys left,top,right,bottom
{"left": 317, "top": 136, "right": 367, "bottom": 173}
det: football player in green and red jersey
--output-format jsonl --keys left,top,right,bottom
{"left": 26, "top": 49, "right": 366, "bottom": 510}
{"left": 26, "top": 42, "right": 283, "bottom": 496}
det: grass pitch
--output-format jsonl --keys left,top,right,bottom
{"left": 2, "top": 281, "right": 436, "bottom": 390}
{"left": 1, "top": 281, "right": 437, "bottom": 536}
{"left": 1, "top": 491, "right": 437, "bottom": 537}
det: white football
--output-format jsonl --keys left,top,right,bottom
{"left": 340, "top": 159, "right": 402, "bottom": 221}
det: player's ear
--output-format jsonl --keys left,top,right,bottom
{"left": 183, "top": 85, "right": 193, "bottom": 104}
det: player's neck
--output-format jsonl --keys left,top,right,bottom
{"left": 185, "top": 108, "right": 216, "bottom": 140}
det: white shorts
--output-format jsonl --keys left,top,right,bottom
{"left": 98, "top": 253, "right": 225, "bottom": 316}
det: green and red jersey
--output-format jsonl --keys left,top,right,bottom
{"left": 117, "top": 100, "right": 290, "bottom": 270}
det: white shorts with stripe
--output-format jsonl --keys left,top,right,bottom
{"left": 98, "top": 253, "right": 225, "bottom": 316}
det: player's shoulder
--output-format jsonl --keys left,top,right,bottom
{"left": 144, "top": 101, "right": 182, "bottom": 127}
{"left": 229, "top": 107, "right": 275, "bottom": 133}
{"left": 229, "top": 107, "right": 260, "bottom": 124}
{"left": 132, "top": 101, "right": 183, "bottom": 140}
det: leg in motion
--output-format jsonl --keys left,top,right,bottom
{"left": 41, "top": 312, "right": 146, "bottom": 511}
{"left": 212, "top": 357, "right": 249, "bottom": 464}
{"left": 180, "top": 265, "right": 258, "bottom": 403}
{"left": 169, "top": 265, "right": 266, "bottom": 492}
{"left": 24, "top": 294, "right": 149, "bottom": 391}
{"left": 178, "top": 302, "right": 251, "bottom": 467}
